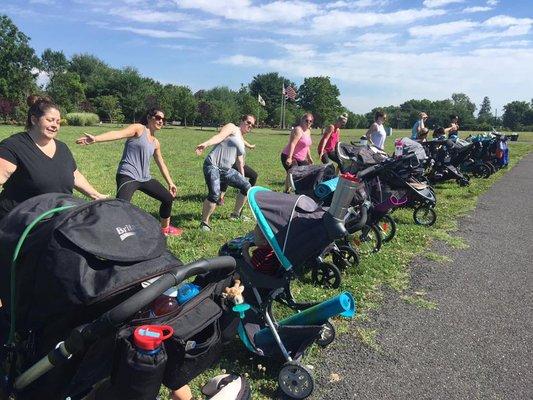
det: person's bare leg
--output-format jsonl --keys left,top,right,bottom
{"left": 171, "top": 385, "right": 192, "bottom": 400}
{"left": 201, "top": 199, "right": 217, "bottom": 225}
{"left": 232, "top": 192, "right": 247, "bottom": 216}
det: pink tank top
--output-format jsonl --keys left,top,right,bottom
{"left": 282, "top": 130, "right": 312, "bottom": 161}
{"left": 323, "top": 127, "right": 340, "bottom": 153}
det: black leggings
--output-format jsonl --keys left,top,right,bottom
{"left": 116, "top": 174, "right": 173, "bottom": 219}
{"left": 220, "top": 163, "right": 258, "bottom": 192}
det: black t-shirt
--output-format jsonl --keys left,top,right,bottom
{"left": 0, "top": 132, "right": 77, "bottom": 218}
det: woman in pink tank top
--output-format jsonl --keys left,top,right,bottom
{"left": 318, "top": 113, "right": 348, "bottom": 163}
{"left": 280, "top": 113, "right": 314, "bottom": 192}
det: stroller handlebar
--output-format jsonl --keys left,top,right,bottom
{"left": 86, "top": 256, "right": 236, "bottom": 337}
{"left": 357, "top": 154, "right": 419, "bottom": 181}
{"left": 13, "top": 256, "right": 236, "bottom": 391}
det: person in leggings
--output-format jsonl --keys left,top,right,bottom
{"left": 218, "top": 139, "right": 258, "bottom": 207}
{"left": 76, "top": 108, "right": 183, "bottom": 236}
{"left": 195, "top": 115, "right": 255, "bottom": 231}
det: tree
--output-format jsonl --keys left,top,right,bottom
{"left": 451, "top": 93, "right": 476, "bottom": 129}
{"left": 41, "top": 48, "right": 68, "bottom": 79}
{"left": 0, "top": 15, "right": 40, "bottom": 106}
{"left": 47, "top": 71, "right": 86, "bottom": 113}
{"left": 0, "top": 97, "right": 15, "bottom": 122}
{"left": 298, "top": 77, "right": 342, "bottom": 127}
{"left": 236, "top": 86, "right": 267, "bottom": 125}
{"left": 249, "top": 72, "right": 295, "bottom": 126}
{"left": 93, "top": 95, "right": 124, "bottom": 123}
{"left": 502, "top": 101, "right": 531, "bottom": 130}
{"left": 478, "top": 96, "right": 491, "bottom": 120}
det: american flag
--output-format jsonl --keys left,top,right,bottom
{"left": 284, "top": 85, "right": 297, "bottom": 100}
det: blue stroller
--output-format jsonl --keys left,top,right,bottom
{"left": 220, "top": 186, "right": 357, "bottom": 399}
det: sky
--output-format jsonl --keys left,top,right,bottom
{"left": 3, "top": 0, "right": 533, "bottom": 115}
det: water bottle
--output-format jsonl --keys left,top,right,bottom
{"left": 101, "top": 325, "right": 174, "bottom": 399}
{"left": 151, "top": 287, "right": 179, "bottom": 316}
{"left": 394, "top": 139, "right": 403, "bottom": 157}
{"left": 133, "top": 325, "right": 173, "bottom": 354}
{"left": 360, "top": 136, "right": 368, "bottom": 146}
{"left": 176, "top": 283, "right": 200, "bottom": 305}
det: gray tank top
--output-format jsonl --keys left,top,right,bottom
{"left": 206, "top": 126, "right": 245, "bottom": 170}
{"left": 117, "top": 128, "right": 156, "bottom": 181}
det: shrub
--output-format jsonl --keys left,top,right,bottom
{"left": 65, "top": 112, "right": 100, "bottom": 126}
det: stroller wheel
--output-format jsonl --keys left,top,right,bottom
{"left": 457, "top": 178, "right": 470, "bottom": 187}
{"left": 278, "top": 361, "right": 315, "bottom": 399}
{"left": 485, "top": 161, "right": 497, "bottom": 174}
{"left": 377, "top": 214, "right": 397, "bottom": 243}
{"left": 351, "top": 224, "right": 382, "bottom": 255}
{"left": 413, "top": 206, "right": 437, "bottom": 226}
{"left": 331, "top": 245, "right": 359, "bottom": 270}
{"left": 316, "top": 320, "right": 336, "bottom": 347}
{"left": 311, "top": 262, "right": 341, "bottom": 288}
{"left": 473, "top": 164, "right": 491, "bottom": 178}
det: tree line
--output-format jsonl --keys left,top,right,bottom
{"left": 1, "top": 14, "right": 532, "bottom": 131}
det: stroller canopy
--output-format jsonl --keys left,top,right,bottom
{"left": 289, "top": 163, "right": 336, "bottom": 198}
{"left": 400, "top": 137, "right": 428, "bottom": 162}
{"left": 247, "top": 187, "right": 332, "bottom": 271}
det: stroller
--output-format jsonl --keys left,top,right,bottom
{"left": 422, "top": 138, "right": 472, "bottom": 186}
{"left": 337, "top": 139, "right": 438, "bottom": 227}
{"left": 288, "top": 162, "right": 372, "bottom": 257}
{"left": 0, "top": 194, "right": 246, "bottom": 400}
{"left": 219, "top": 186, "right": 357, "bottom": 399}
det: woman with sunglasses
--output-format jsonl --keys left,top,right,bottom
{"left": 195, "top": 114, "right": 255, "bottom": 231}
{"left": 76, "top": 108, "right": 183, "bottom": 236}
{"left": 280, "top": 112, "right": 314, "bottom": 192}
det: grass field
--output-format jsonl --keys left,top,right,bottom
{"left": 1, "top": 124, "right": 531, "bottom": 399}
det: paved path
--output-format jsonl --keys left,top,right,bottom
{"left": 313, "top": 153, "right": 533, "bottom": 400}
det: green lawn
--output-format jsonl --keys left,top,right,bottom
{"left": 1, "top": 124, "right": 531, "bottom": 399}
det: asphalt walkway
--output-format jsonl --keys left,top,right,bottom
{"left": 313, "top": 153, "right": 533, "bottom": 400}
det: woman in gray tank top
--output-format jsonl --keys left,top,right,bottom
{"left": 195, "top": 114, "right": 255, "bottom": 231}
{"left": 76, "top": 108, "right": 183, "bottom": 237}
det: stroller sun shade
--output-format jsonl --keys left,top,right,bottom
{"left": 247, "top": 187, "right": 332, "bottom": 271}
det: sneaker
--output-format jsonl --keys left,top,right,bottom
{"left": 161, "top": 225, "right": 184, "bottom": 237}
{"left": 199, "top": 222, "right": 212, "bottom": 232}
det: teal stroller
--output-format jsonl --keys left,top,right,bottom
{"left": 220, "top": 186, "right": 357, "bottom": 399}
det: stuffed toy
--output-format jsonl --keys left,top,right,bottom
{"left": 223, "top": 279, "right": 245, "bottom": 305}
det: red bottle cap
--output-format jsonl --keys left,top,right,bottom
{"left": 340, "top": 172, "right": 359, "bottom": 182}
{"left": 133, "top": 325, "right": 173, "bottom": 351}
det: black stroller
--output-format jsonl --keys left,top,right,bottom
{"left": 219, "top": 186, "right": 358, "bottom": 399}
{"left": 0, "top": 194, "right": 246, "bottom": 400}
{"left": 337, "top": 140, "right": 438, "bottom": 227}
{"left": 422, "top": 138, "right": 472, "bottom": 186}
{"left": 288, "top": 163, "right": 370, "bottom": 259}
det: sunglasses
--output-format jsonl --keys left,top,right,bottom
{"left": 244, "top": 120, "right": 255, "bottom": 127}
{"left": 153, "top": 115, "right": 166, "bottom": 123}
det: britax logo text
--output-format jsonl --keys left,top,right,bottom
{"left": 116, "top": 224, "right": 136, "bottom": 241}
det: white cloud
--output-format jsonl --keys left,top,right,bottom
{"left": 114, "top": 27, "right": 199, "bottom": 39}
{"left": 218, "top": 54, "right": 263, "bottom": 66}
{"left": 484, "top": 15, "right": 533, "bottom": 27}
{"left": 29, "top": 0, "right": 56, "bottom": 4}
{"left": 423, "top": 0, "right": 463, "bottom": 8}
{"left": 177, "top": 0, "right": 320, "bottom": 23}
{"left": 345, "top": 32, "right": 397, "bottom": 47}
{"left": 409, "top": 20, "right": 477, "bottom": 38}
{"left": 463, "top": 6, "right": 492, "bottom": 13}
{"left": 309, "top": 8, "right": 446, "bottom": 34}
{"left": 486, "top": 0, "right": 499, "bottom": 6}
{"left": 108, "top": 8, "right": 188, "bottom": 23}
{"left": 218, "top": 46, "right": 533, "bottom": 114}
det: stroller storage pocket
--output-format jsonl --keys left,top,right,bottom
{"left": 163, "top": 322, "right": 222, "bottom": 390}
{"left": 99, "top": 331, "right": 169, "bottom": 400}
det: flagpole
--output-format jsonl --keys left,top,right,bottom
{"left": 280, "top": 83, "right": 284, "bottom": 130}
